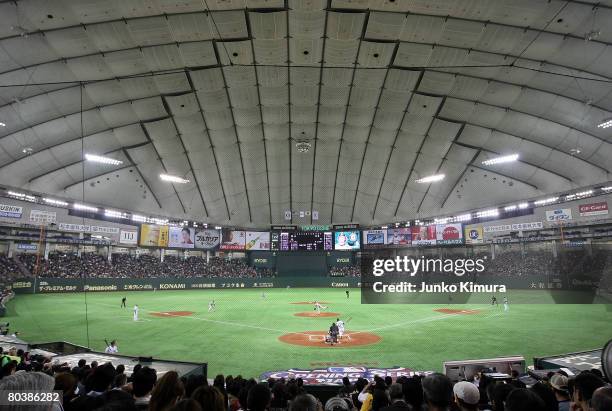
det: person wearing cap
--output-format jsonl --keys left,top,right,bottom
{"left": 453, "top": 381, "right": 480, "bottom": 411}
{"left": 550, "top": 373, "right": 570, "bottom": 411}
{"left": 325, "top": 396, "right": 351, "bottom": 411}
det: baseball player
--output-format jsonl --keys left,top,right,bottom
{"left": 208, "top": 300, "right": 216, "bottom": 312}
{"left": 335, "top": 318, "right": 345, "bottom": 339}
{"left": 314, "top": 301, "right": 327, "bottom": 314}
{"left": 133, "top": 305, "right": 139, "bottom": 321}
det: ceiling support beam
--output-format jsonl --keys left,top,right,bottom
{"left": 371, "top": 71, "right": 424, "bottom": 221}
{"left": 160, "top": 96, "right": 209, "bottom": 218}
{"left": 350, "top": 43, "right": 398, "bottom": 222}
{"left": 245, "top": 9, "right": 273, "bottom": 225}
{"left": 330, "top": 10, "right": 369, "bottom": 224}
{"left": 185, "top": 71, "right": 232, "bottom": 221}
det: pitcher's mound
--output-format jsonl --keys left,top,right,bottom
{"left": 291, "top": 301, "right": 331, "bottom": 305}
{"left": 279, "top": 331, "right": 381, "bottom": 347}
{"left": 294, "top": 312, "right": 340, "bottom": 318}
{"left": 150, "top": 311, "right": 194, "bottom": 317}
{"left": 434, "top": 308, "right": 481, "bottom": 315}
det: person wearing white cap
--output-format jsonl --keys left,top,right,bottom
{"left": 453, "top": 381, "right": 480, "bottom": 411}
{"left": 549, "top": 373, "right": 570, "bottom": 411}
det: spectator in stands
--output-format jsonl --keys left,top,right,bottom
{"left": 192, "top": 386, "right": 226, "bottom": 411}
{"left": 290, "top": 393, "right": 321, "bottom": 411}
{"left": 172, "top": 398, "right": 204, "bottom": 411}
{"left": 453, "top": 381, "right": 479, "bottom": 411}
{"left": 549, "top": 374, "right": 571, "bottom": 411}
{"left": 132, "top": 366, "right": 158, "bottom": 410}
{"left": 399, "top": 376, "right": 423, "bottom": 411}
{"left": 248, "top": 382, "right": 272, "bottom": 411}
{"left": 486, "top": 382, "right": 514, "bottom": 411}
{"left": 422, "top": 373, "right": 453, "bottom": 411}
{"left": 380, "top": 383, "right": 409, "bottom": 411}
{"left": 592, "top": 386, "right": 612, "bottom": 411}
{"left": 54, "top": 372, "right": 78, "bottom": 409}
{"left": 149, "top": 370, "right": 185, "bottom": 411}
{"left": 324, "top": 396, "right": 351, "bottom": 411}
{"left": 0, "top": 371, "right": 57, "bottom": 410}
{"left": 530, "top": 382, "right": 557, "bottom": 411}
{"left": 505, "top": 388, "right": 545, "bottom": 411}
{"left": 184, "top": 374, "right": 208, "bottom": 397}
{"left": 571, "top": 372, "right": 606, "bottom": 411}
{"left": 71, "top": 363, "right": 116, "bottom": 409}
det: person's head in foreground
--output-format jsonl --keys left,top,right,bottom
{"left": 504, "top": 388, "right": 545, "bottom": 411}
{"left": 572, "top": 371, "right": 606, "bottom": 411}
{"left": 0, "top": 371, "right": 56, "bottom": 411}
{"left": 290, "top": 393, "right": 322, "bottom": 411}
{"left": 248, "top": 382, "right": 272, "bottom": 411}
{"left": 149, "top": 370, "right": 185, "bottom": 411}
{"left": 422, "top": 373, "right": 453, "bottom": 411}
{"left": 591, "top": 386, "right": 612, "bottom": 411}
{"left": 453, "top": 381, "right": 480, "bottom": 411}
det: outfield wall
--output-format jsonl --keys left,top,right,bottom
{"left": 10, "top": 276, "right": 361, "bottom": 294}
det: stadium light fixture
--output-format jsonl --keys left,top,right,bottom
{"left": 85, "top": 153, "right": 123, "bottom": 165}
{"left": 518, "top": 202, "right": 529, "bottom": 209}
{"left": 73, "top": 203, "right": 98, "bottom": 212}
{"left": 504, "top": 205, "right": 517, "bottom": 211}
{"left": 602, "top": 186, "right": 612, "bottom": 192}
{"left": 476, "top": 209, "right": 499, "bottom": 218}
{"left": 534, "top": 197, "right": 559, "bottom": 206}
{"left": 597, "top": 118, "right": 612, "bottom": 129}
{"left": 455, "top": 214, "right": 472, "bottom": 222}
{"left": 434, "top": 218, "right": 450, "bottom": 224}
{"left": 8, "top": 191, "right": 36, "bottom": 202}
{"left": 160, "top": 174, "right": 190, "bottom": 184}
{"left": 0, "top": 122, "right": 5, "bottom": 127}
{"left": 415, "top": 174, "right": 445, "bottom": 184}
{"left": 215, "top": 226, "right": 222, "bottom": 230}
{"left": 43, "top": 198, "right": 69, "bottom": 207}
{"left": 105, "top": 209, "right": 128, "bottom": 219}
{"left": 481, "top": 154, "right": 519, "bottom": 166}
{"left": 132, "top": 214, "right": 147, "bottom": 222}
{"left": 381, "top": 225, "right": 388, "bottom": 229}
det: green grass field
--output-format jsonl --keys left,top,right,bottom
{"left": 4, "top": 288, "right": 612, "bottom": 377}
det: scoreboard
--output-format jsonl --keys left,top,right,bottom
{"left": 271, "top": 231, "right": 333, "bottom": 251}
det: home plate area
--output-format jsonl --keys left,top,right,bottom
{"left": 279, "top": 331, "right": 381, "bottom": 348}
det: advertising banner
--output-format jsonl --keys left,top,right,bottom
{"left": 334, "top": 231, "right": 360, "bottom": 250}
{"left": 386, "top": 228, "right": 411, "bottom": 246}
{"left": 168, "top": 226, "right": 195, "bottom": 248}
{"left": 411, "top": 225, "right": 436, "bottom": 246}
{"left": 0, "top": 204, "right": 23, "bottom": 218}
{"left": 220, "top": 230, "right": 246, "bottom": 250}
{"left": 16, "top": 243, "right": 38, "bottom": 251}
{"left": 579, "top": 202, "right": 608, "bottom": 217}
{"left": 435, "top": 223, "right": 463, "bottom": 245}
{"left": 194, "top": 229, "right": 221, "bottom": 250}
{"left": 363, "top": 230, "right": 387, "bottom": 246}
{"left": 139, "top": 224, "right": 169, "bottom": 247}
{"left": 545, "top": 208, "right": 573, "bottom": 222}
{"left": 464, "top": 227, "right": 484, "bottom": 244}
{"left": 483, "top": 222, "right": 543, "bottom": 233}
{"left": 29, "top": 210, "right": 57, "bottom": 224}
{"left": 260, "top": 367, "right": 422, "bottom": 385}
{"left": 119, "top": 230, "right": 138, "bottom": 245}
{"left": 245, "top": 232, "right": 271, "bottom": 251}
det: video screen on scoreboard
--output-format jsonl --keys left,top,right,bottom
{"left": 334, "top": 231, "right": 360, "bottom": 250}
{"left": 278, "top": 231, "right": 333, "bottom": 251}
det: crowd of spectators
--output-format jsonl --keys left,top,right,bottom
{"left": 0, "top": 254, "right": 275, "bottom": 279}
{"left": 0, "top": 349, "right": 610, "bottom": 411}
{"left": 329, "top": 266, "right": 361, "bottom": 277}
{"left": 0, "top": 255, "right": 20, "bottom": 283}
